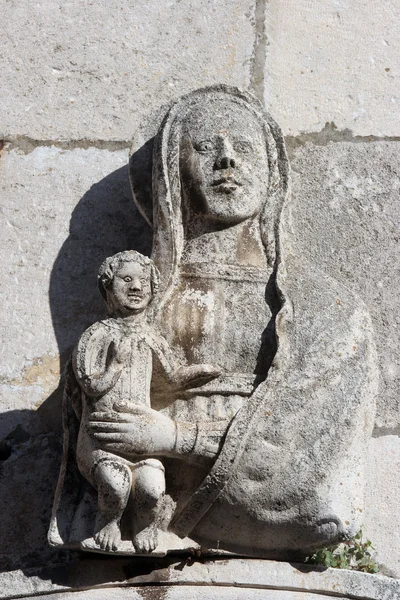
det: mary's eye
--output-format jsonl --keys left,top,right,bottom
{"left": 234, "top": 140, "right": 253, "bottom": 153}
{"left": 195, "top": 140, "right": 214, "bottom": 153}
{"left": 124, "top": 276, "right": 132, "bottom": 282}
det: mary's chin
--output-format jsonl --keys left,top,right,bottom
{"left": 203, "top": 193, "right": 262, "bottom": 225}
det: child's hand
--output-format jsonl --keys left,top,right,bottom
{"left": 174, "top": 364, "right": 221, "bottom": 389}
{"left": 111, "top": 337, "right": 131, "bottom": 366}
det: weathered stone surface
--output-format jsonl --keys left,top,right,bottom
{"left": 2, "top": 0, "right": 399, "bottom": 140}
{"left": 264, "top": 0, "right": 400, "bottom": 136}
{"left": 0, "top": 145, "right": 150, "bottom": 439}
{"left": 364, "top": 435, "right": 400, "bottom": 577}
{"left": 287, "top": 140, "right": 400, "bottom": 431}
{"left": 0, "top": 0, "right": 257, "bottom": 141}
{"left": 1, "top": 558, "right": 399, "bottom": 600}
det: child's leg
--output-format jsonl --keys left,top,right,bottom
{"left": 132, "top": 459, "right": 165, "bottom": 553}
{"left": 92, "top": 456, "right": 132, "bottom": 552}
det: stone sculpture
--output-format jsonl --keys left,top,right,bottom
{"left": 49, "top": 85, "right": 378, "bottom": 558}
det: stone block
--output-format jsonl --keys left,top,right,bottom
{"left": 364, "top": 435, "right": 400, "bottom": 577}
{"left": 0, "top": 0, "right": 257, "bottom": 140}
{"left": 1, "top": 558, "right": 399, "bottom": 599}
{"left": 287, "top": 140, "right": 400, "bottom": 431}
{"left": 21, "top": 589, "right": 396, "bottom": 600}
{"left": 0, "top": 145, "right": 151, "bottom": 438}
{"left": 264, "top": 0, "right": 400, "bottom": 136}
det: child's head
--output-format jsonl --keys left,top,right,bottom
{"left": 98, "top": 251, "right": 160, "bottom": 316}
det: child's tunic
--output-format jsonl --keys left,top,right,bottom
{"left": 73, "top": 318, "right": 176, "bottom": 482}
{"left": 74, "top": 318, "right": 177, "bottom": 412}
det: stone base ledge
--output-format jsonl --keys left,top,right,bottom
{"left": 1, "top": 558, "right": 399, "bottom": 600}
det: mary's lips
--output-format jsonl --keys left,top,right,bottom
{"left": 211, "top": 178, "right": 242, "bottom": 194}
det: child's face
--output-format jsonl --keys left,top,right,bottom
{"left": 111, "top": 261, "right": 153, "bottom": 315}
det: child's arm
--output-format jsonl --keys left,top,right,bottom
{"left": 144, "top": 329, "right": 221, "bottom": 389}
{"left": 171, "top": 364, "right": 222, "bottom": 388}
{"left": 73, "top": 324, "right": 130, "bottom": 397}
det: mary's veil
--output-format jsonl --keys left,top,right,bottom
{"left": 130, "top": 84, "right": 291, "bottom": 316}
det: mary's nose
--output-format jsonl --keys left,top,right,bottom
{"left": 214, "top": 139, "right": 236, "bottom": 170}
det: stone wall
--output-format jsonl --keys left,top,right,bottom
{"left": 1, "top": 0, "right": 399, "bottom": 586}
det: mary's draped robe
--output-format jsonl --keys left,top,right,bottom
{"left": 131, "top": 85, "right": 378, "bottom": 557}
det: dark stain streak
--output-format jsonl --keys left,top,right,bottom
{"left": 3, "top": 136, "right": 131, "bottom": 155}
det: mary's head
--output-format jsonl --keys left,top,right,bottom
{"left": 131, "top": 85, "right": 289, "bottom": 298}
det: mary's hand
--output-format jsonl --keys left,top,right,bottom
{"left": 88, "top": 402, "right": 176, "bottom": 457}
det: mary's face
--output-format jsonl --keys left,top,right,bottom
{"left": 180, "top": 101, "right": 269, "bottom": 225}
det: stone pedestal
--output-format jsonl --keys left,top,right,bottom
{"left": 2, "top": 559, "right": 399, "bottom": 600}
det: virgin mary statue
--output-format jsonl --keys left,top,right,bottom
{"left": 128, "top": 85, "right": 378, "bottom": 557}
{"left": 50, "top": 85, "right": 377, "bottom": 559}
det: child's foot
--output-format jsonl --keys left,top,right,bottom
{"left": 133, "top": 524, "right": 158, "bottom": 553}
{"left": 94, "top": 519, "right": 121, "bottom": 552}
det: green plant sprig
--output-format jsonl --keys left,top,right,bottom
{"left": 304, "top": 530, "right": 378, "bottom": 574}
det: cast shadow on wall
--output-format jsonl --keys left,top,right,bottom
{"left": 43, "top": 156, "right": 153, "bottom": 433}
{"left": 0, "top": 151, "right": 153, "bottom": 573}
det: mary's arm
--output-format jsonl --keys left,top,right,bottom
{"left": 173, "top": 419, "right": 229, "bottom": 463}
{"left": 88, "top": 402, "right": 229, "bottom": 464}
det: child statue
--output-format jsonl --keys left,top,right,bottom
{"left": 72, "top": 250, "right": 220, "bottom": 553}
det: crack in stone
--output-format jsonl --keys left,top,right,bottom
{"left": 249, "top": 0, "right": 268, "bottom": 105}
